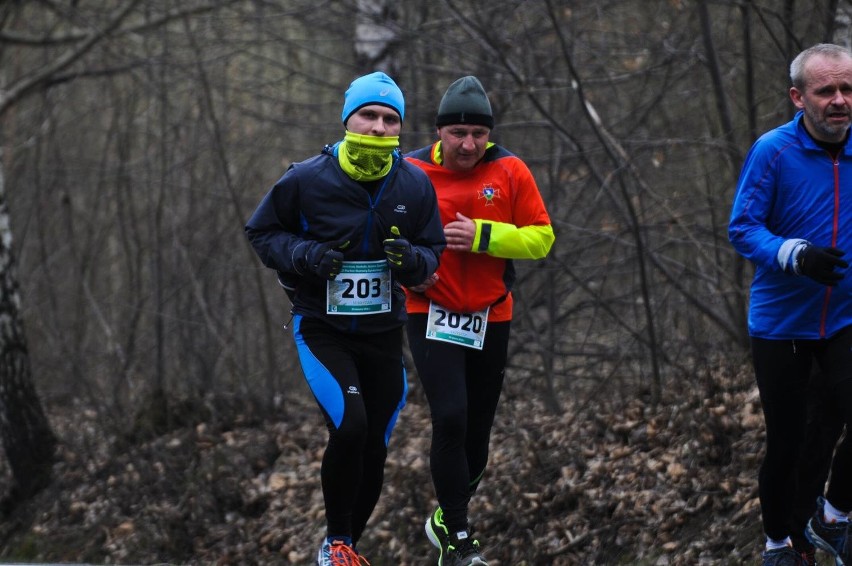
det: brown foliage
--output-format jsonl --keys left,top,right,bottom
{"left": 0, "top": 367, "right": 773, "bottom": 565}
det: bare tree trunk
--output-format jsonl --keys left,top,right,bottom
{"left": 355, "top": 0, "right": 399, "bottom": 72}
{"left": 832, "top": 0, "right": 852, "bottom": 46}
{"left": 730, "top": 0, "right": 757, "bottom": 347}
{"left": 0, "top": 158, "right": 56, "bottom": 511}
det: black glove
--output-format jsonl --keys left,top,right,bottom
{"left": 383, "top": 227, "right": 419, "bottom": 273}
{"left": 304, "top": 241, "right": 345, "bottom": 280}
{"left": 797, "top": 245, "right": 848, "bottom": 286}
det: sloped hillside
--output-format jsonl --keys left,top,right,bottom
{"left": 0, "top": 364, "right": 774, "bottom": 565}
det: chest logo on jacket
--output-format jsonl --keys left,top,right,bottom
{"left": 478, "top": 183, "right": 500, "bottom": 206}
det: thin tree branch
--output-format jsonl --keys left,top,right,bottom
{"left": 0, "top": 0, "right": 143, "bottom": 118}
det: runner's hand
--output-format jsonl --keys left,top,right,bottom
{"left": 305, "top": 241, "right": 348, "bottom": 280}
{"left": 797, "top": 245, "right": 848, "bottom": 286}
{"left": 408, "top": 273, "right": 439, "bottom": 293}
{"left": 384, "top": 226, "right": 419, "bottom": 272}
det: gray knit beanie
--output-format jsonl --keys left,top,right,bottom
{"left": 435, "top": 76, "right": 494, "bottom": 129}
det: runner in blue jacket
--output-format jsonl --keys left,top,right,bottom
{"left": 730, "top": 114, "right": 852, "bottom": 340}
{"left": 246, "top": 72, "right": 444, "bottom": 565}
{"left": 729, "top": 43, "right": 852, "bottom": 566}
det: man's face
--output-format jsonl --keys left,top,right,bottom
{"left": 345, "top": 104, "right": 401, "bottom": 137}
{"left": 437, "top": 124, "right": 491, "bottom": 171}
{"left": 790, "top": 54, "right": 852, "bottom": 142}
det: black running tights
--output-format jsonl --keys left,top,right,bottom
{"left": 293, "top": 315, "right": 407, "bottom": 545}
{"left": 407, "top": 315, "right": 510, "bottom": 536}
{"left": 752, "top": 332, "right": 852, "bottom": 541}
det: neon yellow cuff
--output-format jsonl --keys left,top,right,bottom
{"left": 471, "top": 219, "right": 485, "bottom": 252}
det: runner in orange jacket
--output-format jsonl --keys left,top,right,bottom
{"left": 404, "top": 75, "right": 554, "bottom": 566}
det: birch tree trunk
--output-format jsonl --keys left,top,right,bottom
{"left": 0, "top": 159, "right": 56, "bottom": 511}
{"left": 833, "top": 0, "right": 852, "bottom": 46}
{"left": 355, "top": 0, "right": 398, "bottom": 71}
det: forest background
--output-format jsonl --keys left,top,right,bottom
{"left": 0, "top": 0, "right": 849, "bottom": 565}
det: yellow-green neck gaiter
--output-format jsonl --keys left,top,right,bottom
{"left": 338, "top": 132, "right": 399, "bottom": 181}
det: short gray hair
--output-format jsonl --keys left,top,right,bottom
{"left": 790, "top": 43, "right": 852, "bottom": 89}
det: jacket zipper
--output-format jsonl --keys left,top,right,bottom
{"left": 819, "top": 156, "right": 842, "bottom": 338}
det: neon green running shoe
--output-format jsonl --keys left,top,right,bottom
{"left": 426, "top": 509, "right": 488, "bottom": 566}
{"left": 446, "top": 532, "right": 488, "bottom": 566}
{"left": 426, "top": 508, "right": 452, "bottom": 563}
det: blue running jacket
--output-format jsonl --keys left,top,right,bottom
{"left": 729, "top": 111, "right": 852, "bottom": 339}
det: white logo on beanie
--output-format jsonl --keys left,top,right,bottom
{"left": 342, "top": 71, "right": 405, "bottom": 123}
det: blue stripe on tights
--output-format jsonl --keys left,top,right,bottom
{"left": 292, "top": 315, "right": 344, "bottom": 428}
{"left": 384, "top": 363, "right": 408, "bottom": 446}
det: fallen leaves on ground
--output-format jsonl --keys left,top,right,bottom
{"left": 0, "top": 365, "right": 770, "bottom": 565}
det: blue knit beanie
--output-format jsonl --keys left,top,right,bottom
{"left": 341, "top": 72, "right": 405, "bottom": 125}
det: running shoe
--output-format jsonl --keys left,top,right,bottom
{"left": 426, "top": 507, "right": 452, "bottom": 561}
{"left": 800, "top": 546, "right": 817, "bottom": 566}
{"left": 762, "top": 546, "right": 809, "bottom": 565}
{"left": 445, "top": 533, "right": 488, "bottom": 566}
{"left": 792, "top": 540, "right": 817, "bottom": 566}
{"left": 317, "top": 538, "right": 370, "bottom": 566}
{"left": 806, "top": 496, "right": 851, "bottom": 566}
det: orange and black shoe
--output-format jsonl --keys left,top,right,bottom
{"left": 317, "top": 538, "right": 370, "bottom": 566}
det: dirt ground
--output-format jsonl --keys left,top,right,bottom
{"left": 0, "top": 366, "right": 790, "bottom": 565}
